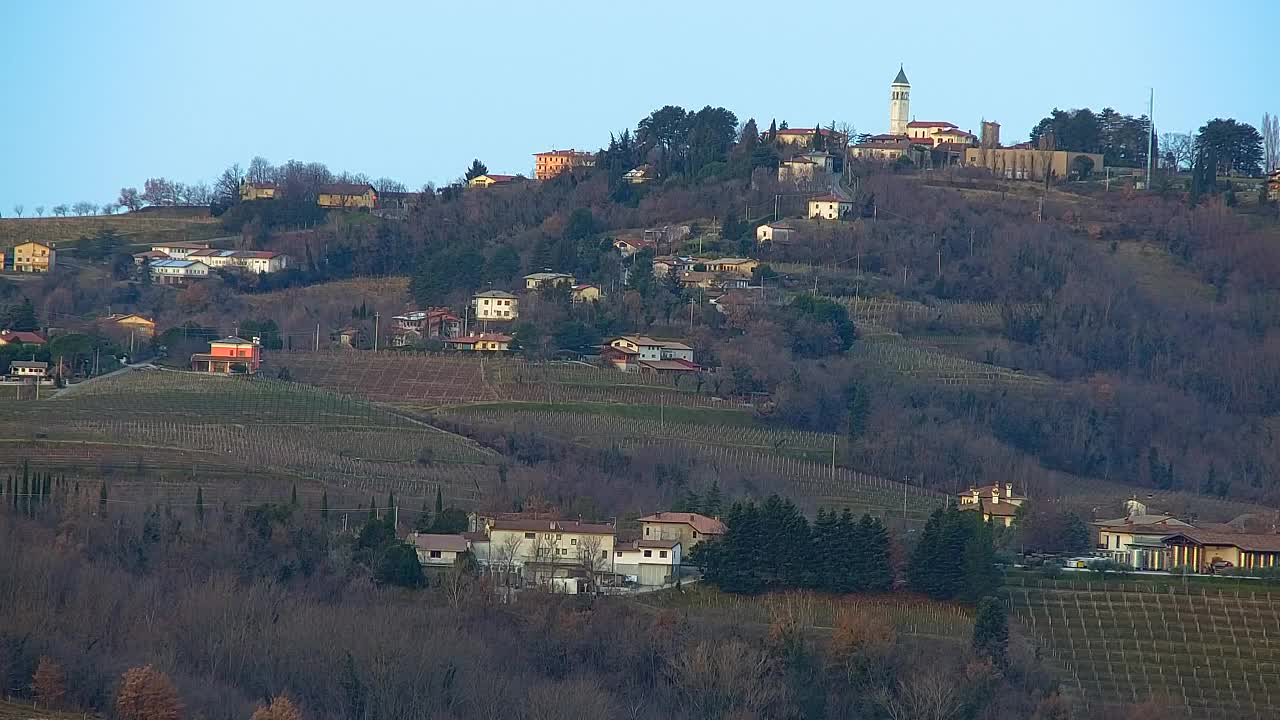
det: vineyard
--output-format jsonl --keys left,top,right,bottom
{"left": 1005, "top": 577, "right": 1280, "bottom": 718}
{"left": 0, "top": 212, "right": 221, "bottom": 247}
{"left": 0, "top": 370, "right": 499, "bottom": 507}
{"left": 850, "top": 336, "right": 1052, "bottom": 388}
{"left": 837, "top": 295, "right": 1043, "bottom": 334}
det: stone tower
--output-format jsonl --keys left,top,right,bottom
{"left": 889, "top": 65, "right": 910, "bottom": 136}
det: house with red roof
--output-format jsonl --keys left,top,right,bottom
{"left": 0, "top": 330, "right": 46, "bottom": 347}
{"left": 638, "top": 511, "right": 726, "bottom": 551}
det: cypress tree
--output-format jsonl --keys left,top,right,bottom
{"left": 42, "top": 473, "right": 51, "bottom": 506}
{"left": 195, "top": 487, "right": 206, "bottom": 526}
{"left": 290, "top": 484, "right": 299, "bottom": 507}
{"left": 19, "top": 476, "right": 28, "bottom": 517}
{"left": 962, "top": 515, "right": 999, "bottom": 603}
{"left": 972, "top": 597, "right": 1009, "bottom": 669}
{"left": 385, "top": 492, "right": 397, "bottom": 531}
{"left": 321, "top": 491, "right": 330, "bottom": 525}
{"left": 907, "top": 509, "right": 945, "bottom": 598}
{"left": 98, "top": 483, "right": 108, "bottom": 516}
{"left": 434, "top": 487, "right": 443, "bottom": 514}
{"left": 369, "top": 496, "right": 378, "bottom": 523}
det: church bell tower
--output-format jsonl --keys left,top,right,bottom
{"left": 889, "top": 65, "right": 910, "bottom": 136}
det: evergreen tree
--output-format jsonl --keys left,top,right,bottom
{"left": 972, "top": 597, "right": 1010, "bottom": 669}
{"left": 810, "top": 508, "right": 841, "bottom": 592}
{"left": 195, "top": 486, "right": 205, "bottom": 526}
{"left": 320, "top": 491, "right": 330, "bottom": 525}
{"left": 19, "top": 475, "right": 28, "bottom": 517}
{"left": 385, "top": 492, "right": 397, "bottom": 531}
{"left": 98, "top": 483, "right": 108, "bottom": 516}
{"left": 812, "top": 124, "right": 824, "bottom": 151}
{"left": 767, "top": 118, "right": 778, "bottom": 142}
{"left": 290, "top": 484, "right": 298, "bottom": 507}
{"left": 845, "top": 382, "right": 870, "bottom": 439}
{"left": 704, "top": 481, "right": 723, "bottom": 517}
{"left": 369, "top": 496, "right": 378, "bottom": 524}
{"left": 907, "top": 509, "right": 945, "bottom": 597}
{"left": 859, "top": 514, "right": 894, "bottom": 593}
{"left": 375, "top": 542, "right": 426, "bottom": 588}
{"left": 415, "top": 499, "right": 433, "bottom": 533}
{"left": 962, "top": 515, "right": 999, "bottom": 603}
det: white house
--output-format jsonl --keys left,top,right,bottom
{"left": 756, "top": 222, "right": 796, "bottom": 244}
{"left": 613, "top": 539, "right": 682, "bottom": 587}
{"left": 187, "top": 249, "right": 289, "bottom": 274}
{"left": 409, "top": 533, "right": 470, "bottom": 567}
{"left": 607, "top": 336, "right": 694, "bottom": 363}
{"left": 808, "top": 193, "right": 853, "bottom": 221}
{"left": 149, "top": 259, "right": 211, "bottom": 284}
{"left": 7, "top": 360, "right": 49, "bottom": 380}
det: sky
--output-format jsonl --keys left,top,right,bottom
{"left": 2, "top": 1, "right": 1275, "bottom": 211}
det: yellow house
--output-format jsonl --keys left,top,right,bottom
{"left": 571, "top": 283, "right": 602, "bottom": 302}
{"left": 445, "top": 333, "right": 512, "bottom": 352}
{"left": 477, "top": 517, "right": 617, "bottom": 588}
{"left": 637, "top": 512, "right": 726, "bottom": 551}
{"left": 472, "top": 290, "right": 518, "bottom": 321}
{"left": 957, "top": 483, "right": 1026, "bottom": 528}
{"left": 239, "top": 181, "right": 277, "bottom": 201}
{"left": 808, "top": 194, "right": 852, "bottom": 221}
{"left": 317, "top": 183, "right": 378, "bottom": 209}
{"left": 524, "top": 271, "right": 576, "bottom": 289}
{"left": 1093, "top": 513, "right": 1192, "bottom": 554}
{"left": 11, "top": 242, "right": 56, "bottom": 272}
{"left": 905, "top": 121, "right": 976, "bottom": 147}
{"left": 103, "top": 313, "right": 156, "bottom": 338}
{"left": 1162, "top": 531, "right": 1280, "bottom": 572}
{"left": 703, "top": 257, "right": 758, "bottom": 276}
{"left": 468, "top": 174, "right": 520, "bottom": 188}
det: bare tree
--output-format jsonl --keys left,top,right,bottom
{"left": 375, "top": 177, "right": 407, "bottom": 194}
{"left": 101, "top": 203, "right": 118, "bottom": 216}
{"left": 576, "top": 535, "right": 609, "bottom": 592}
{"left": 877, "top": 671, "right": 963, "bottom": 720}
{"left": 495, "top": 533, "right": 524, "bottom": 588}
{"left": 12, "top": 204, "right": 22, "bottom": 217}
{"left": 213, "top": 164, "right": 243, "bottom": 207}
{"left": 1264, "top": 113, "right": 1279, "bottom": 173}
{"left": 141, "top": 178, "right": 175, "bottom": 206}
{"left": 118, "top": 187, "right": 142, "bottom": 211}
{"left": 35, "top": 205, "right": 45, "bottom": 217}
{"left": 32, "top": 656, "right": 67, "bottom": 709}
{"left": 1160, "top": 132, "right": 1195, "bottom": 171}
{"left": 186, "top": 181, "right": 212, "bottom": 206}
{"left": 72, "top": 201, "right": 95, "bottom": 216}
{"left": 246, "top": 156, "right": 275, "bottom": 183}
{"left": 52, "top": 204, "right": 69, "bottom": 217}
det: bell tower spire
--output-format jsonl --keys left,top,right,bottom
{"left": 889, "top": 65, "right": 910, "bottom": 136}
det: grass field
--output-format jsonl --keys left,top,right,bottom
{"left": 0, "top": 701, "right": 95, "bottom": 720}
{"left": 1005, "top": 577, "right": 1280, "bottom": 718}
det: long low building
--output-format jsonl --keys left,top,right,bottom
{"left": 964, "top": 147, "right": 1105, "bottom": 182}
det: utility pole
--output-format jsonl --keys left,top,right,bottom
{"left": 373, "top": 312, "right": 380, "bottom": 352}
{"left": 314, "top": 323, "right": 320, "bottom": 351}
{"left": 773, "top": 194, "right": 779, "bottom": 222}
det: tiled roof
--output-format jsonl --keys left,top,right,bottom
{"left": 638, "top": 512, "right": 726, "bottom": 535}
{"left": 212, "top": 336, "right": 252, "bottom": 345}
{"left": 638, "top": 359, "right": 701, "bottom": 372}
{"left": 9, "top": 361, "right": 48, "bottom": 369}
{"left": 1163, "top": 530, "right": 1280, "bottom": 553}
{"left": 474, "top": 290, "right": 517, "bottom": 298}
{"left": 490, "top": 518, "right": 615, "bottom": 535}
{"left": 0, "top": 331, "right": 47, "bottom": 345}
{"left": 809, "top": 194, "right": 851, "bottom": 203}
{"left": 907, "top": 121, "right": 957, "bottom": 128}
{"left": 446, "top": 333, "right": 513, "bottom": 344}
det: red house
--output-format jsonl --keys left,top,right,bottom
{"left": 190, "top": 336, "right": 261, "bottom": 374}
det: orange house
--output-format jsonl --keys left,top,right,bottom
{"left": 534, "top": 149, "right": 595, "bottom": 180}
{"left": 190, "top": 336, "right": 261, "bottom": 374}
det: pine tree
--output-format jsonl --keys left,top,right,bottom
{"left": 415, "top": 499, "right": 432, "bottom": 533}
{"left": 320, "top": 491, "right": 330, "bottom": 525}
{"left": 860, "top": 514, "right": 894, "bottom": 593}
{"left": 385, "top": 492, "right": 397, "bottom": 531}
{"left": 962, "top": 516, "right": 999, "bottom": 603}
{"left": 907, "top": 509, "right": 945, "bottom": 597}
{"left": 972, "top": 596, "right": 1009, "bottom": 669}
{"left": 434, "top": 487, "right": 443, "bottom": 514}
{"left": 99, "top": 483, "right": 108, "bottom": 516}
{"left": 195, "top": 487, "right": 205, "bottom": 526}
{"left": 810, "top": 508, "right": 841, "bottom": 592}
{"left": 290, "top": 484, "right": 299, "bottom": 507}
{"left": 704, "top": 481, "right": 724, "bottom": 517}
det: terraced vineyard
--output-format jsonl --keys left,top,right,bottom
{"left": 1006, "top": 578, "right": 1280, "bottom": 718}
{"left": 850, "top": 336, "right": 1051, "bottom": 388}
{"left": 839, "top": 295, "right": 1043, "bottom": 333}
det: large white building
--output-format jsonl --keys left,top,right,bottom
{"left": 187, "top": 249, "right": 289, "bottom": 274}
{"left": 149, "top": 259, "right": 211, "bottom": 284}
{"left": 889, "top": 66, "right": 910, "bottom": 136}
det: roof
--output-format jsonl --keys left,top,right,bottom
{"left": 188, "top": 249, "right": 282, "bottom": 260}
{"left": 960, "top": 484, "right": 1026, "bottom": 500}
{"left": 571, "top": 283, "right": 600, "bottom": 291}
{"left": 524, "top": 272, "right": 573, "bottom": 280}
{"left": 475, "top": 174, "right": 518, "bottom": 183}
{"left": 9, "top": 361, "right": 48, "bottom": 369}
{"left": 152, "top": 241, "right": 211, "bottom": 250}
{"left": 705, "top": 257, "right": 755, "bottom": 265}
{"left": 907, "top": 121, "right": 958, "bottom": 129}
{"left": 410, "top": 533, "right": 470, "bottom": 553}
{"left": 105, "top": 314, "right": 155, "bottom": 324}
{"left": 613, "top": 336, "right": 692, "bottom": 351}
{"left": 762, "top": 221, "right": 796, "bottom": 230}
{"left": 619, "top": 538, "right": 682, "bottom": 551}
{"left": 893, "top": 66, "right": 909, "bottom": 85}
{"left": 150, "top": 259, "right": 207, "bottom": 269}
{"left": 0, "top": 331, "right": 47, "bottom": 345}
{"left": 638, "top": 359, "right": 701, "bottom": 372}
{"left": 318, "top": 183, "right": 376, "bottom": 195}
{"left": 534, "top": 149, "right": 594, "bottom": 158}
{"left": 1092, "top": 515, "right": 1194, "bottom": 534}
{"left": 490, "top": 518, "right": 616, "bottom": 535}
{"left": 133, "top": 250, "right": 170, "bottom": 259}
{"left": 446, "top": 333, "right": 512, "bottom": 344}
{"left": 474, "top": 290, "right": 517, "bottom": 299}
{"left": 211, "top": 336, "right": 253, "bottom": 345}
{"left": 809, "top": 194, "right": 851, "bottom": 204}
{"left": 638, "top": 512, "right": 727, "bottom": 535}
{"left": 775, "top": 128, "right": 837, "bottom": 136}
{"left": 1162, "top": 530, "right": 1280, "bottom": 553}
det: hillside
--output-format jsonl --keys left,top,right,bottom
{"left": 0, "top": 210, "right": 223, "bottom": 249}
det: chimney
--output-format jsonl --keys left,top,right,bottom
{"left": 252, "top": 336, "right": 261, "bottom": 346}
{"left": 992, "top": 486, "right": 1001, "bottom": 504}
{"left": 1005, "top": 482, "right": 1013, "bottom": 498}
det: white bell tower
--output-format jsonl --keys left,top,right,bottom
{"left": 889, "top": 65, "right": 910, "bottom": 136}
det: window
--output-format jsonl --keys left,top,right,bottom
{"left": 429, "top": 550, "right": 442, "bottom": 559}
{"left": 644, "top": 526, "right": 650, "bottom": 537}
{"left": 660, "top": 551, "right": 668, "bottom": 558}
{"left": 570, "top": 538, "right": 578, "bottom": 545}
{"left": 524, "top": 532, "right": 536, "bottom": 539}
{"left": 616, "top": 551, "right": 623, "bottom": 558}
{"left": 600, "top": 549, "right": 607, "bottom": 558}
{"left": 643, "top": 550, "right": 652, "bottom": 558}
{"left": 693, "top": 531, "right": 699, "bottom": 539}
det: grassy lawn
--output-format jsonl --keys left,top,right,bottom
{"left": 446, "top": 400, "right": 758, "bottom": 427}
{"left": 0, "top": 701, "right": 96, "bottom": 720}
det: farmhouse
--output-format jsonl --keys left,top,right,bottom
{"left": 9, "top": 242, "right": 56, "bottom": 273}
{"left": 190, "top": 336, "right": 261, "bottom": 374}
{"left": 445, "top": 333, "right": 512, "bottom": 352}
{"left": 472, "top": 517, "right": 617, "bottom": 590}
{"left": 638, "top": 511, "right": 726, "bottom": 551}
{"left": 472, "top": 290, "right": 518, "bottom": 322}
{"left": 524, "top": 271, "right": 575, "bottom": 290}
{"left": 0, "top": 331, "right": 46, "bottom": 346}
{"left": 1093, "top": 506, "right": 1195, "bottom": 571}
{"left": 317, "top": 183, "right": 377, "bottom": 209}
{"left": 239, "top": 181, "right": 277, "bottom": 201}
{"left": 956, "top": 483, "right": 1025, "bottom": 527}
{"left": 808, "top": 194, "right": 853, "bottom": 220}
{"left": 613, "top": 238, "right": 655, "bottom": 257}
{"left": 149, "top": 259, "right": 211, "bottom": 284}
{"left": 602, "top": 336, "right": 699, "bottom": 374}
{"left": 905, "top": 121, "right": 976, "bottom": 148}
{"left": 7, "top": 361, "right": 49, "bottom": 380}
{"left": 409, "top": 533, "right": 471, "bottom": 567}
{"left": 101, "top": 314, "right": 156, "bottom": 338}
{"left": 613, "top": 539, "right": 682, "bottom": 587}
{"left": 777, "top": 153, "right": 837, "bottom": 186}
{"left": 391, "top": 308, "right": 460, "bottom": 346}
{"left": 756, "top": 221, "right": 796, "bottom": 244}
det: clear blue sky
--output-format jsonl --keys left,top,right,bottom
{"left": 2, "top": 1, "right": 1274, "bottom": 210}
